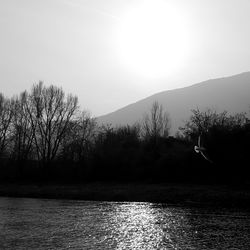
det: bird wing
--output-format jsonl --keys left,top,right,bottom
{"left": 201, "top": 151, "right": 213, "bottom": 163}
{"left": 194, "top": 146, "right": 199, "bottom": 153}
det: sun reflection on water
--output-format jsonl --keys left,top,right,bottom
{"left": 102, "top": 202, "right": 191, "bottom": 249}
{"left": 1, "top": 198, "right": 250, "bottom": 249}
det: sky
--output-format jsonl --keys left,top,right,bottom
{"left": 0, "top": 0, "right": 250, "bottom": 116}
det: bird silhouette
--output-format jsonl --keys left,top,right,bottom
{"left": 194, "top": 135, "right": 213, "bottom": 163}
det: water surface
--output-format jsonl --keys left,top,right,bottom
{"left": 0, "top": 197, "right": 250, "bottom": 249}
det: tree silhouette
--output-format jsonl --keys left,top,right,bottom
{"left": 11, "top": 92, "right": 35, "bottom": 162}
{"left": 180, "top": 108, "right": 246, "bottom": 140}
{"left": 0, "top": 94, "right": 14, "bottom": 158}
{"left": 61, "top": 111, "right": 97, "bottom": 163}
{"left": 142, "top": 101, "right": 170, "bottom": 140}
{"left": 25, "top": 82, "right": 79, "bottom": 169}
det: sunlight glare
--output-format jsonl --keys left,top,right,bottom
{"left": 116, "top": 0, "right": 191, "bottom": 78}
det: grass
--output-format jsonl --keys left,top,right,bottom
{"left": 0, "top": 182, "right": 250, "bottom": 208}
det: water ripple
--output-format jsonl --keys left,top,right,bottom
{"left": 0, "top": 198, "right": 250, "bottom": 249}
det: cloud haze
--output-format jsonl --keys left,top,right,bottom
{"left": 1, "top": 0, "right": 250, "bottom": 115}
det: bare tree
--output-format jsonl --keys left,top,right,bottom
{"left": 26, "top": 82, "right": 79, "bottom": 167}
{"left": 180, "top": 108, "right": 247, "bottom": 139}
{"left": 142, "top": 101, "right": 170, "bottom": 139}
{"left": 0, "top": 94, "right": 14, "bottom": 157}
{"left": 11, "top": 91, "right": 35, "bottom": 164}
{"left": 61, "top": 111, "right": 97, "bottom": 162}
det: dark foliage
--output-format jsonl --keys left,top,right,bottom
{"left": 0, "top": 85, "right": 250, "bottom": 185}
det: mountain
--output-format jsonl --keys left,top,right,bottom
{"left": 97, "top": 72, "right": 250, "bottom": 134}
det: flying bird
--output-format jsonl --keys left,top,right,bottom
{"left": 194, "top": 135, "right": 213, "bottom": 163}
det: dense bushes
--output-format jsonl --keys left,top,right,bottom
{"left": 0, "top": 84, "right": 250, "bottom": 184}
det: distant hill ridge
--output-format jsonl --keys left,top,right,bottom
{"left": 97, "top": 72, "right": 250, "bottom": 134}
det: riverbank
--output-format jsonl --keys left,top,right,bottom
{"left": 0, "top": 182, "right": 250, "bottom": 208}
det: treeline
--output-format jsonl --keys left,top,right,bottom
{"left": 0, "top": 82, "right": 250, "bottom": 183}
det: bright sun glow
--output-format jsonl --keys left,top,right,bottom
{"left": 116, "top": 0, "right": 191, "bottom": 78}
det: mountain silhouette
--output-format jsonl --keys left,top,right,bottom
{"left": 97, "top": 72, "right": 250, "bottom": 134}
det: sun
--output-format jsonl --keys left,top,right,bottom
{"left": 116, "top": 0, "right": 191, "bottom": 79}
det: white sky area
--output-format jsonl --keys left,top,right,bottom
{"left": 1, "top": 0, "right": 250, "bottom": 116}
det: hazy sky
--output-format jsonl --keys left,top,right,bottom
{"left": 1, "top": 0, "right": 250, "bottom": 116}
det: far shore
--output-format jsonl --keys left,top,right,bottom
{"left": 1, "top": 182, "right": 250, "bottom": 209}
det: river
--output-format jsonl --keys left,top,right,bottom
{"left": 0, "top": 197, "right": 250, "bottom": 249}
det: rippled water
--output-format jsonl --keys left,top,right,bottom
{"left": 0, "top": 197, "right": 250, "bottom": 249}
